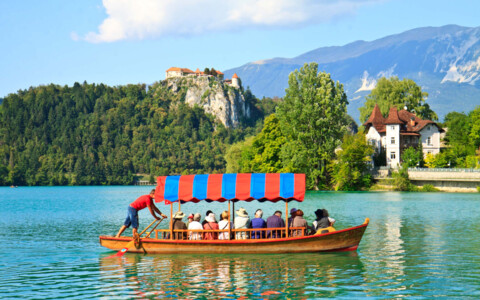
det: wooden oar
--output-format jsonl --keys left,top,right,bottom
{"left": 105, "top": 218, "right": 163, "bottom": 258}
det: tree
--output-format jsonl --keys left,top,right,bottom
{"left": 469, "top": 106, "right": 480, "bottom": 150}
{"left": 391, "top": 166, "right": 416, "bottom": 191}
{"left": 330, "top": 133, "right": 374, "bottom": 191}
{"left": 443, "top": 111, "right": 475, "bottom": 160}
{"left": 401, "top": 146, "right": 424, "bottom": 168}
{"left": 249, "top": 114, "right": 286, "bottom": 173}
{"left": 277, "top": 63, "right": 349, "bottom": 189}
{"left": 359, "top": 77, "right": 437, "bottom": 123}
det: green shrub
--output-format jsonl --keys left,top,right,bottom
{"left": 477, "top": 186, "right": 480, "bottom": 193}
{"left": 421, "top": 184, "right": 440, "bottom": 192}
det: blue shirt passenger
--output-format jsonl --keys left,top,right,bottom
{"left": 266, "top": 211, "right": 285, "bottom": 238}
{"left": 251, "top": 209, "right": 266, "bottom": 239}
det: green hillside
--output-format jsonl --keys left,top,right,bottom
{"left": 0, "top": 81, "right": 271, "bottom": 186}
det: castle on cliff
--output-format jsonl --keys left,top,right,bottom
{"left": 165, "top": 67, "right": 241, "bottom": 88}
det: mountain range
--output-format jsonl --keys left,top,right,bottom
{"left": 224, "top": 25, "right": 480, "bottom": 123}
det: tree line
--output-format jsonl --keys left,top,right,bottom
{"left": 0, "top": 81, "right": 275, "bottom": 186}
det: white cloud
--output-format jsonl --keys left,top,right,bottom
{"left": 82, "top": 0, "right": 383, "bottom": 43}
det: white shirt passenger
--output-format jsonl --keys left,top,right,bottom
{"left": 218, "top": 220, "right": 234, "bottom": 240}
{"left": 188, "top": 221, "right": 203, "bottom": 240}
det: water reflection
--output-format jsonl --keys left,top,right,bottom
{"left": 99, "top": 252, "right": 365, "bottom": 298}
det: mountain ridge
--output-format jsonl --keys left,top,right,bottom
{"left": 225, "top": 24, "right": 480, "bottom": 122}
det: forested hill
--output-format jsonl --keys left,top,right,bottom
{"left": 0, "top": 81, "right": 272, "bottom": 186}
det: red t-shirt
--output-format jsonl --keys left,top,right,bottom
{"left": 130, "top": 194, "right": 153, "bottom": 211}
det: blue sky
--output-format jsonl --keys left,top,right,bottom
{"left": 0, "top": 0, "right": 478, "bottom": 98}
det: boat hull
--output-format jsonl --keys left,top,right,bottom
{"left": 100, "top": 222, "right": 368, "bottom": 254}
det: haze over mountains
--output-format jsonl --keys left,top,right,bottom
{"left": 224, "top": 25, "right": 480, "bottom": 123}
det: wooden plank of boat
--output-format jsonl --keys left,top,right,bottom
{"left": 100, "top": 218, "right": 369, "bottom": 254}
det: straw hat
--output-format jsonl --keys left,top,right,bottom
{"left": 173, "top": 211, "right": 186, "bottom": 219}
{"left": 205, "top": 213, "right": 217, "bottom": 223}
{"left": 236, "top": 208, "right": 248, "bottom": 217}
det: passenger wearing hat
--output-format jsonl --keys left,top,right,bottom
{"left": 202, "top": 210, "right": 213, "bottom": 226}
{"left": 188, "top": 213, "right": 203, "bottom": 240}
{"left": 288, "top": 208, "right": 297, "bottom": 228}
{"left": 203, "top": 213, "right": 219, "bottom": 240}
{"left": 234, "top": 208, "right": 251, "bottom": 240}
{"left": 187, "top": 213, "right": 194, "bottom": 226}
{"left": 172, "top": 211, "right": 187, "bottom": 240}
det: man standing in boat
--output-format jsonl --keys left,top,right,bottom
{"left": 115, "top": 189, "right": 167, "bottom": 238}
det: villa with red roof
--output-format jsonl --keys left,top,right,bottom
{"left": 364, "top": 104, "right": 444, "bottom": 168}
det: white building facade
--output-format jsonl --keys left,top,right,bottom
{"left": 364, "top": 104, "right": 443, "bottom": 168}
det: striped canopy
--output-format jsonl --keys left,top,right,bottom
{"left": 154, "top": 173, "right": 305, "bottom": 204}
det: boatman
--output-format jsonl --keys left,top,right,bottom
{"left": 115, "top": 189, "right": 167, "bottom": 238}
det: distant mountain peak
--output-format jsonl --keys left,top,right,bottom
{"left": 224, "top": 24, "right": 480, "bottom": 122}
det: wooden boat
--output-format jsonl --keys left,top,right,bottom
{"left": 100, "top": 173, "right": 369, "bottom": 254}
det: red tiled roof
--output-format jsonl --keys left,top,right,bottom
{"left": 232, "top": 73, "right": 239, "bottom": 79}
{"left": 384, "top": 106, "right": 403, "bottom": 124}
{"left": 166, "top": 67, "right": 194, "bottom": 73}
{"left": 363, "top": 104, "right": 385, "bottom": 132}
{"left": 400, "top": 132, "right": 421, "bottom": 136}
{"left": 364, "top": 105, "right": 443, "bottom": 134}
{"left": 215, "top": 70, "right": 224, "bottom": 75}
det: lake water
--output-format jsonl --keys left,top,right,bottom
{"left": 1, "top": 186, "right": 480, "bottom": 299}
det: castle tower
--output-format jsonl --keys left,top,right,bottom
{"left": 232, "top": 73, "right": 240, "bottom": 88}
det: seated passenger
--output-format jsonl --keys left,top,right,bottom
{"left": 292, "top": 209, "right": 308, "bottom": 237}
{"left": 288, "top": 208, "right": 297, "bottom": 236}
{"left": 313, "top": 209, "right": 330, "bottom": 233}
{"left": 203, "top": 213, "right": 219, "bottom": 240}
{"left": 323, "top": 209, "right": 336, "bottom": 227}
{"left": 234, "top": 208, "right": 251, "bottom": 240}
{"left": 188, "top": 213, "right": 203, "bottom": 240}
{"left": 187, "top": 213, "right": 194, "bottom": 226}
{"left": 172, "top": 211, "right": 187, "bottom": 240}
{"left": 251, "top": 209, "right": 266, "bottom": 239}
{"left": 266, "top": 210, "right": 285, "bottom": 238}
{"left": 202, "top": 210, "right": 213, "bottom": 226}
{"left": 218, "top": 211, "right": 234, "bottom": 240}
{"left": 288, "top": 208, "right": 297, "bottom": 227}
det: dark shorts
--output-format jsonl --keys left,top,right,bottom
{"left": 124, "top": 206, "right": 139, "bottom": 229}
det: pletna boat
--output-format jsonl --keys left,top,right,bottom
{"left": 100, "top": 173, "right": 369, "bottom": 254}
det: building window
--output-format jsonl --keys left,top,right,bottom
{"left": 391, "top": 137, "right": 395, "bottom": 144}
{"left": 391, "top": 126, "right": 395, "bottom": 130}
{"left": 390, "top": 152, "right": 396, "bottom": 159}
{"left": 427, "top": 137, "right": 432, "bottom": 145}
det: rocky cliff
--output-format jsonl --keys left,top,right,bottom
{"left": 165, "top": 76, "right": 250, "bottom": 128}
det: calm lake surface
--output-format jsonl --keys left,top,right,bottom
{"left": 1, "top": 186, "right": 480, "bottom": 299}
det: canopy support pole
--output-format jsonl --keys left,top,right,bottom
{"left": 228, "top": 200, "right": 232, "bottom": 239}
{"left": 285, "top": 201, "right": 289, "bottom": 238}
{"left": 170, "top": 203, "right": 173, "bottom": 240}
{"left": 178, "top": 200, "right": 181, "bottom": 211}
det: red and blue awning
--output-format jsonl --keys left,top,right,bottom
{"left": 154, "top": 173, "right": 305, "bottom": 204}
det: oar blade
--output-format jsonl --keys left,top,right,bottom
{"left": 104, "top": 240, "right": 135, "bottom": 259}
